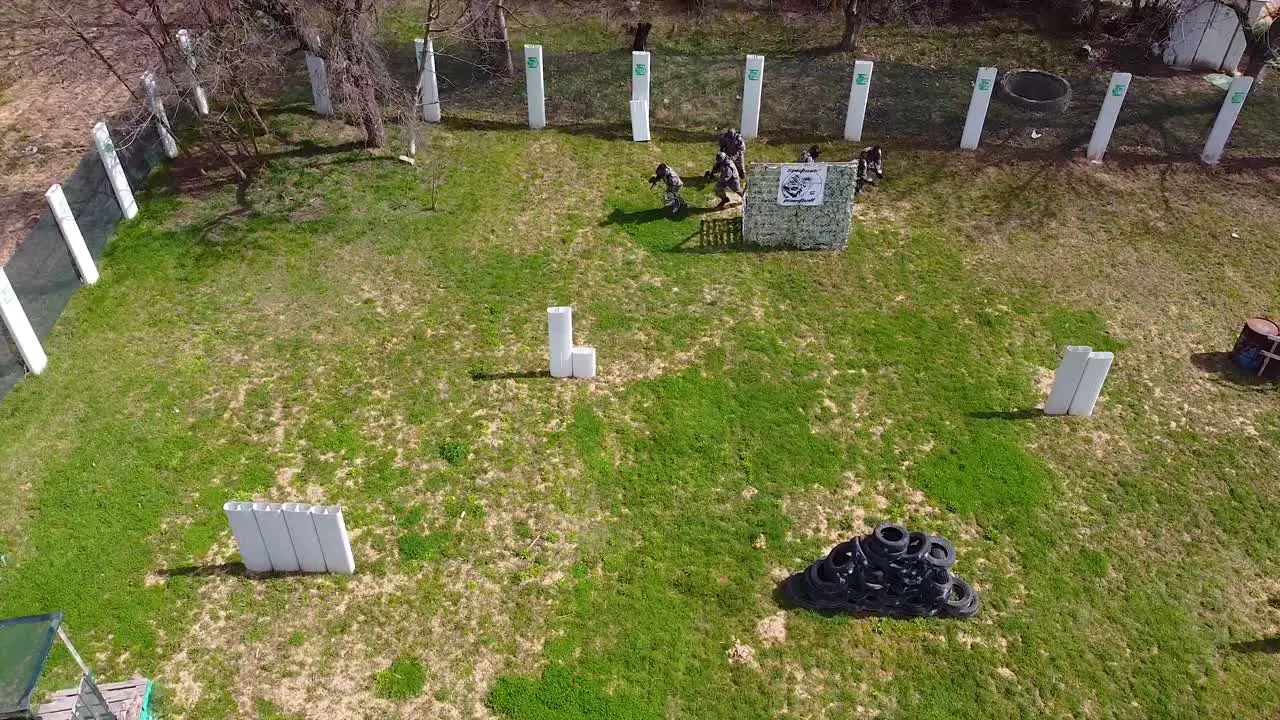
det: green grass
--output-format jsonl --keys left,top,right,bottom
{"left": 2, "top": 9, "right": 1280, "bottom": 720}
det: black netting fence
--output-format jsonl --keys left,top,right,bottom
{"left": 0, "top": 112, "right": 165, "bottom": 400}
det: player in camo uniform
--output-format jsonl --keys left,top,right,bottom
{"left": 705, "top": 151, "right": 743, "bottom": 209}
{"left": 649, "top": 163, "right": 686, "bottom": 214}
{"left": 718, "top": 128, "right": 746, "bottom": 178}
{"left": 798, "top": 145, "right": 822, "bottom": 163}
{"left": 856, "top": 146, "right": 886, "bottom": 196}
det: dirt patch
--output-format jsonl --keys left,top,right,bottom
{"left": 756, "top": 613, "right": 787, "bottom": 647}
{"left": 726, "top": 640, "right": 758, "bottom": 668}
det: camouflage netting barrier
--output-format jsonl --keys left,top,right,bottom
{"left": 741, "top": 162, "right": 857, "bottom": 250}
{"left": 0, "top": 114, "right": 164, "bottom": 399}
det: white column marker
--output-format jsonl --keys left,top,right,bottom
{"left": 741, "top": 54, "right": 765, "bottom": 139}
{"left": 0, "top": 269, "right": 47, "bottom": 375}
{"left": 223, "top": 502, "right": 272, "bottom": 572}
{"left": 176, "top": 30, "right": 210, "bottom": 115}
{"left": 45, "top": 184, "right": 98, "bottom": 285}
{"left": 525, "top": 44, "right": 546, "bottom": 129}
{"left": 844, "top": 60, "right": 874, "bottom": 142}
{"left": 92, "top": 122, "right": 137, "bottom": 220}
{"left": 1201, "top": 75, "right": 1253, "bottom": 165}
{"left": 548, "top": 307, "right": 574, "bottom": 377}
{"left": 571, "top": 347, "right": 596, "bottom": 379}
{"left": 1068, "top": 352, "right": 1115, "bottom": 417}
{"left": 960, "top": 67, "right": 998, "bottom": 151}
{"left": 631, "top": 51, "right": 651, "bottom": 105}
{"left": 1087, "top": 72, "right": 1131, "bottom": 163}
{"left": 630, "top": 100, "right": 650, "bottom": 142}
{"left": 1044, "top": 346, "right": 1092, "bottom": 416}
{"left": 312, "top": 505, "right": 356, "bottom": 574}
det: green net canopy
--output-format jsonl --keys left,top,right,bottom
{"left": 0, "top": 613, "right": 61, "bottom": 717}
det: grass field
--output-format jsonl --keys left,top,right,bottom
{"left": 3, "top": 8, "right": 1280, "bottom": 720}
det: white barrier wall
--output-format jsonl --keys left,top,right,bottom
{"left": 415, "top": 37, "right": 442, "bottom": 123}
{"left": 253, "top": 502, "right": 300, "bottom": 572}
{"left": 961, "top": 67, "right": 997, "bottom": 150}
{"left": 630, "top": 100, "right": 651, "bottom": 142}
{"left": 571, "top": 346, "right": 596, "bottom": 379}
{"left": 1068, "top": 352, "right": 1114, "bottom": 417}
{"left": 741, "top": 54, "right": 765, "bottom": 139}
{"left": 844, "top": 60, "right": 874, "bottom": 142}
{"left": 283, "top": 503, "right": 328, "bottom": 573}
{"left": 305, "top": 38, "right": 333, "bottom": 116}
{"left": 1087, "top": 72, "right": 1132, "bottom": 163}
{"left": 91, "top": 122, "right": 137, "bottom": 220}
{"left": 176, "top": 30, "right": 210, "bottom": 115}
{"left": 0, "top": 269, "right": 47, "bottom": 375}
{"left": 142, "top": 71, "right": 179, "bottom": 159}
{"left": 525, "top": 44, "right": 546, "bottom": 129}
{"left": 312, "top": 505, "right": 356, "bottom": 574}
{"left": 223, "top": 502, "right": 273, "bottom": 572}
{"left": 1044, "top": 346, "right": 1092, "bottom": 416}
{"left": 45, "top": 184, "right": 99, "bottom": 285}
{"left": 1201, "top": 75, "right": 1253, "bottom": 165}
{"left": 548, "top": 306, "right": 573, "bottom": 377}
{"left": 631, "top": 51, "right": 651, "bottom": 105}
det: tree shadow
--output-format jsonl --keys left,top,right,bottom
{"left": 469, "top": 369, "right": 550, "bottom": 381}
{"left": 1230, "top": 637, "right": 1280, "bottom": 654}
{"left": 968, "top": 409, "right": 1044, "bottom": 420}
{"left": 1190, "top": 352, "right": 1280, "bottom": 388}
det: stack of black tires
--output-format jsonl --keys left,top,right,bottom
{"left": 785, "top": 522, "right": 979, "bottom": 619}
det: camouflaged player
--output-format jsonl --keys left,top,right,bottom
{"left": 649, "top": 163, "right": 686, "bottom": 214}
{"left": 704, "top": 151, "right": 743, "bottom": 208}
{"left": 718, "top": 128, "right": 746, "bottom": 178}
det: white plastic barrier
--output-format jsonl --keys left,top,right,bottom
{"left": 282, "top": 503, "right": 328, "bottom": 573}
{"left": 253, "top": 502, "right": 300, "bottom": 572}
{"left": 176, "top": 30, "right": 210, "bottom": 115}
{"left": 0, "top": 269, "right": 47, "bottom": 375}
{"left": 1068, "top": 352, "right": 1114, "bottom": 417}
{"left": 630, "top": 100, "right": 650, "bottom": 142}
{"left": 1044, "top": 346, "right": 1092, "bottom": 416}
{"left": 741, "top": 54, "right": 765, "bottom": 139}
{"left": 571, "top": 346, "right": 596, "bottom": 379}
{"left": 631, "top": 51, "right": 651, "bottom": 106}
{"left": 1087, "top": 72, "right": 1132, "bottom": 163}
{"left": 223, "top": 501, "right": 272, "bottom": 572}
{"left": 548, "top": 306, "right": 573, "bottom": 378}
{"left": 525, "top": 44, "right": 546, "bottom": 129}
{"left": 92, "top": 122, "right": 137, "bottom": 220}
{"left": 844, "top": 60, "right": 874, "bottom": 142}
{"left": 312, "top": 505, "right": 356, "bottom": 574}
{"left": 960, "top": 67, "right": 998, "bottom": 151}
{"left": 305, "top": 36, "right": 333, "bottom": 116}
{"left": 1201, "top": 75, "right": 1253, "bottom": 165}
{"left": 415, "top": 37, "right": 442, "bottom": 123}
{"left": 142, "top": 71, "right": 178, "bottom": 159}
{"left": 45, "top": 184, "right": 99, "bottom": 285}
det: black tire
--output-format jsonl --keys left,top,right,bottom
{"left": 824, "top": 540, "right": 862, "bottom": 578}
{"left": 906, "top": 531, "right": 930, "bottom": 560}
{"left": 942, "top": 576, "right": 980, "bottom": 618}
{"left": 926, "top": 566, "right": 952, "bottom": 600}
{"left": 872, "top": 522, "right": 909, "bottom": 557}
{"left": 806, "top": 561, "right": 845, "bottom": 599}
{"left": 924, "top": 536, "right": 956, "bottom": 569}
{"left": 997, "top": 69, "right": 1072, "bottom": 114}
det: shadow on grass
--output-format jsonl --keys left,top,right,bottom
{"left": 470, "top": 369, "right": 551, "bottom": 381}
{"left": 1189, "top": 352, "right": 1280, "bottom": 389}
{"left": 968, "top": 409, "right": 1044, "bottom": 420}
{"left": 1231, "top": 637, "right": 1280, "bottom": 654}
{"left": 601, "top": 205, "right": 716, "bottom": 226}
{"left": 157, "top": 562, "right": 312, "bottom": 579}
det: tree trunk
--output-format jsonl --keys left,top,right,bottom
{"left": 334, "top": 1, "right": 386, "bottom": 147}
{"left": 494, "top": 0, "right": 514, "bottom": 76}
{"left": 840, "top": 0, "right": 864, "bottom": 51}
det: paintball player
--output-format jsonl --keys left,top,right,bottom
{"left": 798, "top": 144, "right": 822, "bottom": 163}
{"left": 649, "top": 163, "right": 686, "bottom": 214}
{"left": 704, "top": 151, "right": 743, "bottom": 209}
{"left": 718, "top": 128, "right": 746, "bottom": 178}
{"left": 856, "top": 146, "right": 886, "bottom": 196}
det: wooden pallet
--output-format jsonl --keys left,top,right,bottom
{"left": 37, "top": 677, "right": 151, "bottom": 720}
{"left": 699, "top": 217, "right": 742, "bottom": 248}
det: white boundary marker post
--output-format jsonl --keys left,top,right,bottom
{"left": 223, "top": 502, "right": 273, "bottom": 572}
{"left": 0, "top": 269, "right": 48, "bottom": 375}
{"left": 548, "top": 306, "right": 574, "bottom": 377}
{"left": 525, "top": 44, "right": 546, "bottom": 129}
{"left": 571, "top": 347, "right": 596, "bottom": 379}
{"left": 1068, "top": 352, "right": 1115, "bottom": 417}
{"left": 630, "top": 100, "right": 650, "bottom": 142}
{"left": 1201, "top": 75, "right": 1253, "bottom": 165}
{"left": 1086, "top": 72, "right": 1131, "bottom": 163}
{"left": 305, "top": 35, "right": 333, "bottom": 116}
{"left": 142, "top": 71, "right": 179, "bottom": 159}
{"left": 631, "top": 51, "right": 651, "bottom": 106}
{"left": 176, "top": 30, "right": 209, "bottom": 115}
{"left": 415, "top": 37, "right": 442, "bottom": 123}
{"left": 312, "top": 505, "right": 356, "bottom": 574}
{"left": 253, "top": 502, "right": 301, "bottom": 572}
{"left": 45, "top": 184, "right": 98, "bottom": 285}
{"left": 960, "top": 67, "right": 998, "bottom": 150}
{"left": 741, "top": 54, "right": 765, "bottom": 139}
{"left": 1044, "top": 345, "right": 1092, "bottom": 416}
{"left": 844, "top": 60, "right": 874, "bottom": 142}
{"left": 92, "top": 122, "right": 137, "bottom": 220}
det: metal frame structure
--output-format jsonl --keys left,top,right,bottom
{"left": 0, "top": 613, "right": 114, "bottom": 720}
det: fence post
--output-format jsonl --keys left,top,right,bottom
{"left": 92, "top": 122, "right": 137, "bottom": 220}
{"left": 1086, "top": 72, "right": 1131, "bottom": 163}
{"left": 175, "top": 30, "right": 209, "bottom": 115}
{"left": 0, "top": 269, "right": 47, "bottom": 374}
{"left": 741, "top": 54, "right": 765, "bottom": 139}
{"left": 631, "top": 51, "right": 651, "bottom": 105}
{"left": 844, "top": 60, "right": 874, "bottom": 142}
{"left": 45, "top": 184, "right": 99, "bottom": 285}
{"left": 525, "top": 44, "right": 546, "bottom": 129}
{"left": 415, "top": 37, "right": 442, "bottom": 123}
{"left": 305, "top": 34, "right": 333, "bottom": 116}
{"left": 1201, "top": 75, "right": 1253, "bottom": 165}
{"left": 142, "top": 71, "right": 179, "bottom": 159}
{"left": 960, "top": 67, "right": 997, "bottom": 150}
